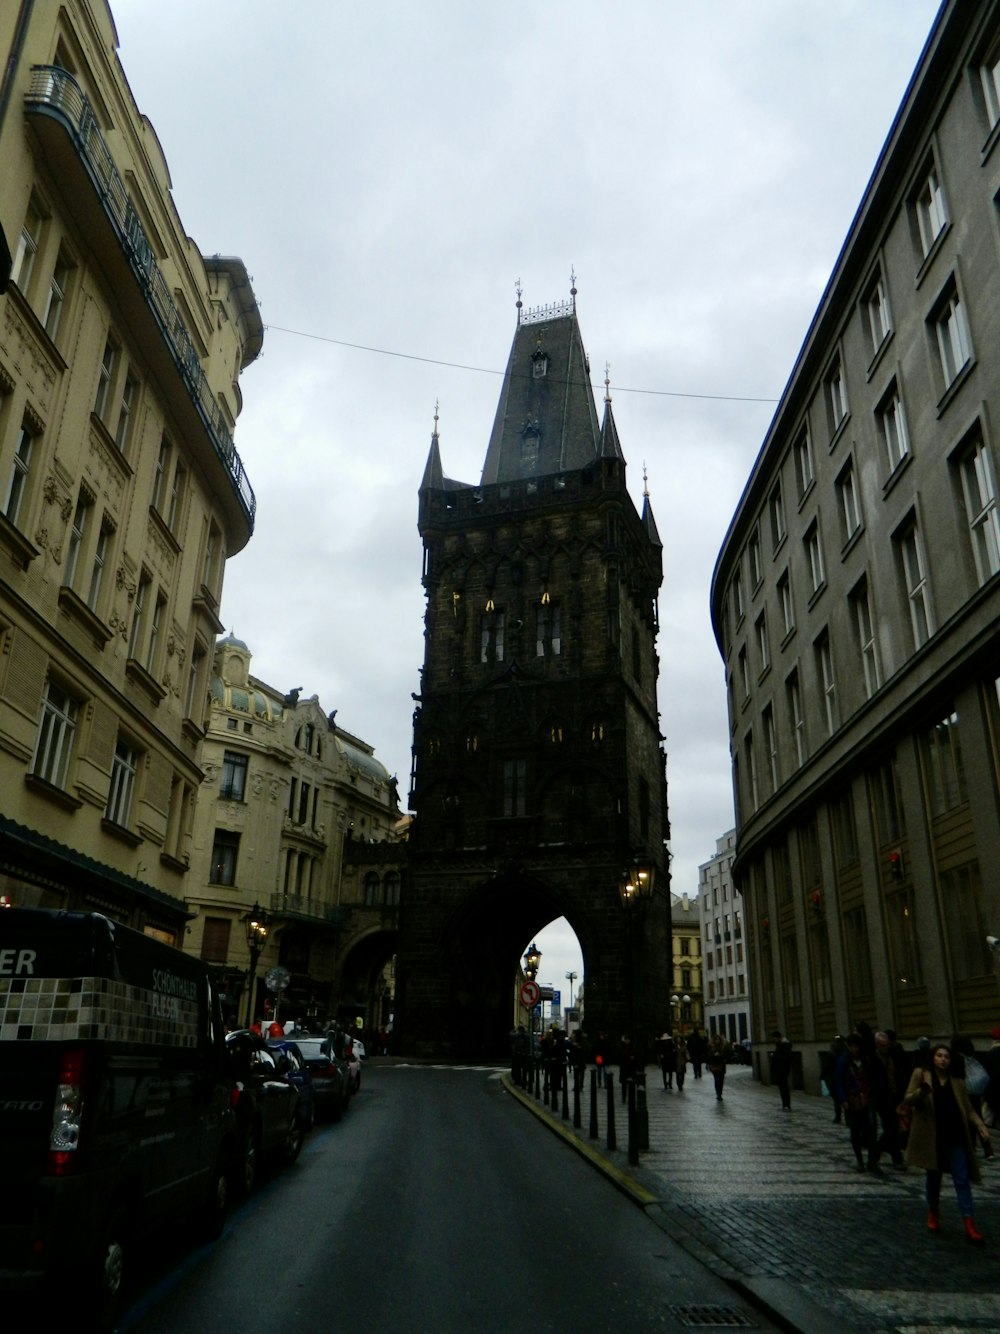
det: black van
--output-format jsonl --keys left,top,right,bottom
{"left": 0, "top": 908, "right": 237, "bottom": 1327}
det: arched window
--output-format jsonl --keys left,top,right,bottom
{"left": 364, "top": 872, "right": 380, "bottom": 906}
{"left": 384, "top": 872, "right": 400, "bottom": 906}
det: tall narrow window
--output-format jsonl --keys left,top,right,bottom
{"left": 877, "top": 383, "right": 910, "bottom": 473}
{"left": 958, "top": 435, "right": 1000, "bottom": 583}
{"left": 105, "top": 740, "right": 138, "bottom": 827}
{"left": 805, "top": 523, "right": 825, "bottom": 596}
{"left": 152, "top": 437, "right": 170, "bottom": 511}
{"left": 43, "top": 250, "right": 72, "bottom": 340}
{"left": 128, "top": 572, "right": 150, "bottom": 659}
{"left": 851, "top": 580, "right": 880, "bottom": 698}
{"left": 826, "top": 361, "right": 848, "bottom": 434}
{"left": 769, "top": 482, "right": 786, "bottom": 549}
{"left": 11, "top": 199, "right": 41, "bottom": 291}
{"left": 755, "top": 611, "right": 769, "bottom": 675}
{"left": 897, "top": 522, "right": 933, "bottom": 648}
{"left": 733, "top": 567, "right": 745, "bottom": 622}
{"left": 915, "top": 165, "right": 947, "bottom": 257}
{"left": 146, "top": 591, "right": 166, "bottom": 673}
{"left": 115, "top": 373, "right": 138, "bottom": 453}
{"left": 64, "top": 492, "right": 90, "bottom": 590}
{"left": 480, "top": 610, "right": 505, "bottom": 664}
{"left": 923, "top": 710, "right": 966, "bottom": 816}
{"left": 939, "top": 863, "right": 990, "bottom": 980}
{"left": 535, "top": 599, "right": 562, "bottom": 657}
{"left": 32, "top": 681, "right": 79, "bottom": 788}
{"left": 868, "top": 755, "right": 905, "bottom": 846}
{"left": 502, "top": 759, "right": 527, "bottom": 818}
{"left": 934, "top": 286, "right": 972, "bottom": 389}
{"left": 743, "top": 730, "right": 758, "bottom": 812}
{"left": 186, "top": 645, "right": 206, "bottom": 720}
{"left": 794, "top": 431, "right": 814, "bottom": 499}
{"left": 167, "top": 462, "right": 186, "bottom": 532}
{"left": 87, "top": 519, "right": 110, "bottom": 611}
{"left": 3, "top": 425, "right": 34, "bottom": 526}
{"left": 865, "top": 273, "right": 891, "bottom": 355}
{"left": 763, "top": 704, "right": 778, "bottom": 794}
{"left": 787, "top": 671, "right": 805, "bottom": 766}
{"left": 816, "top": 633, "right": 837, "bottom": 736}
{"left": 220, "top": 751, "right": 248, "bottom": 802}
{"left": 210, "top": 830, "right": 240, "bottom": 886}
{"left": 982, "top": 48, "right": 1000, "bottom": 128}
{"left": 837, "top": 461, "right": 861, "bottom": 543}
{"left": 748, "top": 529, "right": 762, "bottom": 588}
{"left": 778, "top": 571, "right": 794, "bottom": 639}
{"left": 94, "top": 339, "right": 116, "bottom": 420}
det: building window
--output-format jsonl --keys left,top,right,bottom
{"left": 915, "top": 164, "right": 947, "bottom": 258}
{"left": 220, "top": 751, "right": 248, "bottom": 802}
{"left": 816, "top": 632, "right": 837, "bottom": 735}
{"left": 842, "top": 907, "right": 874, "bottom": 998}
{"left": 793, "top": 430, "right": 814, "bottom": 500}
{"left": 933, "top": 284, "right": 972, "bottom": 389}
{"left": 115, "top": 372, "right": 138, "bottom": 453}
{"left": 186, "top": 646, "right": 206, "bottom": 721}
{"left": 105, "top": 740, "right": 138, "bottom": 827}
{"left": 923, "top": 710, "right": 966, "bottom": 816}
{"left": 11, "top": 197, "right": 42, "bottom": 291}
{"left": 787, "top": 670, "right": 805, "bottom": 767}
{"left": 836, "top": 460, "right": 861, "bottom": 543}
{"left": 885, "top": 888, "right": 922, "bottom": 989}
{"left": 763, "top": 704, "right": 778, "bottom": 794}
{"left": 897, "top": 521, "right": 933, "bottom": 648}
{"left": 200, "top": 917, "right": 231, "bottom": 964}
{"left": 210, "top": 830, "right": 240, "bottom": 886}
{"left": 202, "top": 522, "right": 223, "bottom": 595}
{"left": 940, "top": 863, "right": 990, "bottom": 980}
{"left": 868, "top": 755, "right": 905, "bottom": 847}
{"left": 384, "top": 871, "right": 401, "bottom": 906}
{"left": 87, "top": 518, "right": 111, "bottom": 612}
{"left": 769, "top": 482, "right": 786, "bottom": 549}
{"left": 738, "top": 645, "right": 749, "bottom": 701}
{"left": 778, "top": 571, "right": 794, "bottom": 639}
{"left": 3, "top": 424, "right": 35, "bottom": 527}
{"left": 876, "top": 382, "right": 910, "bottom": 474}
{"left": 864, "top": 272, "right": 892, "bottom": 355}
{"left": 781, "top": 935, "right": 802, "bottom": 1009}
{"left": 128, "top": 572, "right": 150, "bottom": 659}
{"left": 957, "top": 433, "right": 1000, "bottom": 583}
{"left": 851, "top": 579, "right": 880, "bottom": 698}
{"left": 480, "top": 610, "right": 505, "bottom": 664}
{"left": 152, "top": 436, "right": 170, "bottom": 511}
{"left": 831, "top": 789, "right": 858, "bottom": 869}
{"left": 809, "top": 919, "right": 834, "bottom": 1005}
{"left": 982, "top": 48, "right": 1000, "bottom": 128}
{"left": 167, "top": 462, "right": 186, "bottom": 533}
{"left": 364, "top": 872, "right": 380, "bottom": 906}
{"left": 743, "top": 730, "right": 758, "bottom": 812}
{"left": 755, "top": 611, "right": 769, "bottom": 676}
{"left": 748, "top": 529, "right": 762, "bottom": 589}
{"left": 32, "top": 681, "right": 79, "bottom": 789}
{"left": 43, "top": 249, "right": 72, "bottom": 341}
{"left": 146, "top": 590, "right": 166, "bottom": 673}
{"left": 825, "top": 360, "right": 848, "bottom": 435}
{"left": 804, "top": 523, "right": 825, "bottom": 596}
{"left": 535, "top": 599, "right": 562, "bottom": 657}
{"left": 733, "top": 567, "right": 745, "bottom": 622}
{"left": 64, "top": 491, "right": 92, "bottom": 590}
{"left": 502, "top": 759, "right": 527, "bottom": 818}
{"left": 94, "top": 339, "right": 116, "bottom": 420}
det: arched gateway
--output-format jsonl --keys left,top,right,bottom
{"left": 396, "top": 288, "right": 672, "bottom": 1061}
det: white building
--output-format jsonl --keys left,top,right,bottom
{"left": 698, "top": 830, "right": 751, "bottom": 1045}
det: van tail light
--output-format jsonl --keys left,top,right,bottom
{"left": 47, "top": 1048, "right": 85, "bottom": 1176}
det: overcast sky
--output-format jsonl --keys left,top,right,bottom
{"left": 111, "top": 0, "right": 940, "bottom": 1003}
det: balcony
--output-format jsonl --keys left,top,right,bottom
{"left": 24, "top": 67, "right": 255, "bottom": 533}
{"left": 268, "top": 893, "right": 347, "bottom": 928}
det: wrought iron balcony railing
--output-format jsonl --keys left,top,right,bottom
{"left": 25, "top": 67, "right": 256, "bottom": 529}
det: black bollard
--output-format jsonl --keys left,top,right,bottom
{"left": 573, "top": 1068, "right": 581, "bottom": 1129}
{"left": 534, "top": 1057, "right": 541, "bottom": 1098}
{"left": 627, "top": 1077, "right": 638, "bottom": 1166}
{"left": 606, "top": 1073, "right": 616, "bottom": 1151}
{"left": 637, "top": 1075, "right": 649, "bottom": 1152}
{"left": 589, "top": 1068, "right": 599, "bottom": 1139}
{"left": 562, "top": 1067, "right": 570, "bottom": 1120}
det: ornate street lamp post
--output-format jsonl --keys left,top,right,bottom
{"left": 243, "top": 902, "right": 269, "bottom": 1027}
{"left": 524, "top": 941, "right": 541, "bottom": 1092}
{"left": 565, "top": 970, "right": 578, "bottom": 1010}
{"left": 619, "top": 853, "right": 656, "bottom": 1163}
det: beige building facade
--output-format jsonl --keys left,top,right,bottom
{"left": 669, "top": 892, "right": 704, "bottom": 1039}
{"left": 711, "top": 2, "right": 1000, "bottom": 1089}
{"left": 0, "top": 0, "right": 261, "bottom": 935}
{"left": 186, "top": 634, "right": 404, "bottom": 1032}
{"left": 697, "top": 830, "right": 751, "bottom": 1044}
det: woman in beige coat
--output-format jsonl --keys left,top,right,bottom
{"left": 903, "top": 1042, "right": 991, "bottom": 1243}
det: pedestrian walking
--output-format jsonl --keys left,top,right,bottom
{"left": 769, "top": 1029, "right": 793, "bottom": 1111}
{"left": 707, "top": 1033, "right": 730, "bottom": 1101}
{"left": 982, "top": 1026, "right": 1000, "bottom": 1128}
{"left": 675, "top": 1035, "right": 689, "bottom": 1092}
{"left": 867, "top": 1030, "right": 907, "bottom": 1169}
{"left": 688, "top": 1027, "right": 706, "bottom": 1079}
{"left": 619, "top": 1035, "right": 636, "bottom": 1102}
{"left": 835, "top": 1034, "right": 873, "bottom": 1172}
{"left": 593, "top": 1030, "right": 609, "bottom": 1087}
{"left": 655, "top": 1032, "right": 676, "bottom": 1090}
{"left": 821, "top": 1036, "right": 847, "bottom": 1123}
{"left": 902, "top": 1042, "right": 992, "bottom": 1243}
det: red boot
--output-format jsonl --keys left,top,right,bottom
{"left": 964, "top": 1217, "right": 984, "bottom": 1245}
{"left": 927, "top": 1210, "right": 939, "bottom": 1233}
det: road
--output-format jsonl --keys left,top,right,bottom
{"left": 116, "top": 1063, "right": 770, "bottom": 1332}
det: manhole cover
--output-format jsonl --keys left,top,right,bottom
{"left": 668, "top": 1307, "right": 757, "bottom": 1329}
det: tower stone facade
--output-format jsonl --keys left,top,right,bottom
{"left": 396, "top": 292, "right": 671, "bottom": 1060}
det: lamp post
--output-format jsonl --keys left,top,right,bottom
{"left": 243, "top": 902, "right": 269, "bottom": 1027}
{"left": 618, "top": 852, "right": 656, "bottom": 1160}
{"left": 671, "top": 992, "right": 692, "bottom": 1036}
{"left": 524, "top": 942, "right": 541, "bottom": 1092}
{"left": 565, "top": 970, "right": 577, "bottom": 1010}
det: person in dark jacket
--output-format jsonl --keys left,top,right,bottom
{"left": 836, "top": 1034, "right": 872, "bottom": 1171}
{"left": 770, "top": 1029, "right": 793, "bottom": 1110}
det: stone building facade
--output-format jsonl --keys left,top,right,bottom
{"left": 184, "top": 634, "right": 404, "bottom": 1030}
{"left": 669, "top": 892, "right": 704, "bottom": 1039}
{"left": 0, "top": 0, "right": 260, "bottom": 935}
{"left": 711, "top": 1, "right": 1000, "bottom": 1087}
{"left": 398, "top": 291, "right": 672, "bottom": 1060}
{"left": 697, "top": 830, "right": 750, "bottom": 1044}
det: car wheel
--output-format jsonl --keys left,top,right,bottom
{"left": 237, "top": 1128, "right": 258, "bottom": 1196}
{"left": 87, "top": 1204, "right": 128, "bottom": 1332}
{"left": 282, "top": 1113, "right": 304, "bottom": 1164}
{"left": 196, "top": 1157, "right": 229, "bottom": 1241}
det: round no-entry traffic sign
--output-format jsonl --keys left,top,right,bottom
{"left": 520, "top": 980, "right": 540, "bottom": 1009}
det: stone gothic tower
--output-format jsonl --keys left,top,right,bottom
{"left": 396, "top": 290, "right": 671, "bottom": 1060}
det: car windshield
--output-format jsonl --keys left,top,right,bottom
{"left": 296, "top": 1039, "right": 330, "bottom": 1061}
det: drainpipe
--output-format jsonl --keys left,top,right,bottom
{"left": 0, "top": 0, "right": 35, "bottom": 292}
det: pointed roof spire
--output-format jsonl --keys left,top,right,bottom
{"left": 600, "top": 362, "right": 624, "bottom": 461}
{"left": 641, "top": 462, "right": 663, "bottom": 548}
{"left": 420, "top": 400, "right": 445, "bottom": 490}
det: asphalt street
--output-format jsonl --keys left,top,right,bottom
{"left": 114, "top": 1064, "right": 773, "bottom": 1333}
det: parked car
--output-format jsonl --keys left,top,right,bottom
{"left": 0, "top": 908, "right": 237, "bottom": 1330}
{"left": 343, "top": 1044, "right": 362, "bottom": 1095}
{"left": 266, "top": 1039, "right": 317, "bottom": 1129}
{"left": 346, "top": 1035, "right": 367, "bottom": 1060}
{"left": 293, "top": 1036, "right": 349, "bottom": 1121}
{"left": 225, "top": 1030, "right": 306, "bottom": 1194}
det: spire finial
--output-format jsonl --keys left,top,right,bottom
{"left": 643, "top": 461, "right": 650, "bottom": 498}
{"left": 604, "top": 361, "right": 611, "bottom": 404}
{"left": 515, "top": 277, "right": 523, "bottom": 324}
{"left": 433, "top": 399, "right": 440, "bottom": 439}
{"left": 570, "top": 265, "right": 577, "bottom": 310}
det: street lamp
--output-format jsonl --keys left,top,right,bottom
{"left": 243, "top": 902, "right": 270, "bottom": 1027}
{"left": 524, "top": 942, "right": 542, "bottom": 1091}
{"left": 618, "top": 852, "right": 656, "bottom": 1160}
{"left": 670, "top": 992, "right": 692, "bottom": 1035}
{"left": 565, "top": 970, "right": 578, "bottom": 1009}
{"left": 524, "top": 942, "right": 541, "bottom": 981}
